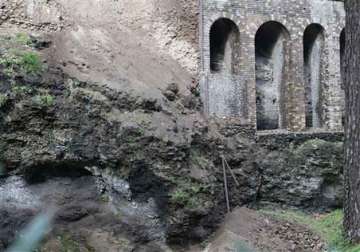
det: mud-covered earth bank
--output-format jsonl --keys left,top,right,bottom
{"left": 0, "top": 36, "right": 344, "bottom": 251}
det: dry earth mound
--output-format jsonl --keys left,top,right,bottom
{"left": 0, "top": 0, "right": 199, "bottom": 97}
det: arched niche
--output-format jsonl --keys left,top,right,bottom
{"left": 303, "top": 23, "right": 325, "bottom": 128}
{"left": 255, "top": 21, "right": 290, "bottom": 130}
{"left": 210, "top": 18, "right": 240, "bottom": 74}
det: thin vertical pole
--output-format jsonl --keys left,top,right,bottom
{"left": 222, "top": 157, "right": 230, "bottom": 213}
{"left": 223, "top": 155, "right": 240, "bottom": 186}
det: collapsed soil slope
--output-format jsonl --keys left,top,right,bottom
{"left": 0, "top": 35, "right": 344, "bottom": 251}
{"left": 0, "top": 0, "right": 199, "bottom": 97}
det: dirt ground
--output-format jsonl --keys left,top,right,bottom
{"left": 196, "top": 207, "right": 326, "bottom": 252}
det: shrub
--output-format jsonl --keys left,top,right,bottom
{"left": 20, "top": 52, "right": 43, "bottom": 75}
{"left": 0, "top": 94, "right": 8, "bottom": 108}
{"left": 0, "top": 50, "right": 43, "bottom": 77}
{"left": 33, "top": 94, "right": 55, "bottom": 107}
{"left": 12, "top": 85, "right": 32, "bottom": 95}
{"left": 171, "top": 189, "right": 190, "bottom": 206}
{"left": 169, "top": 179, "right": 206, "bottom": 208}
{"left": 14, "top": 33, "right": 32, "bottom": 46}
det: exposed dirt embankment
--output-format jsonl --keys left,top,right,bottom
{"left": 0, "top": 0, "right": 199, "bottom": 97}
{"left": 0, "top": 34, "right": 343, "bottom": 251}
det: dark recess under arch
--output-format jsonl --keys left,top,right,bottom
{"left": 210, "top": 18, "right": 240, "bottom": 74}
{"left": 255, "top": 21, "right": 290, "bottom": 130}
{"left": 303, "top": 23, "right": 325, "bottom": 128}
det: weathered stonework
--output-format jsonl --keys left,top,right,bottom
{"left": 200, "top": 0, "right": 345, "bottom": 132}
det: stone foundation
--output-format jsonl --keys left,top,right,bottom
{"left": 255, "top": 130, "right": 344, "bottom": 209}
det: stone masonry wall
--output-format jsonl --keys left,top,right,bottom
{"left": 200, "top": 0, "right": 345, "bottom": 132}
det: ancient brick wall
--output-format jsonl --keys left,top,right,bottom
{"left": 200, "top": 0, "right": 345, "bottom": 132}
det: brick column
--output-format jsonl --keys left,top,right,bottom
{"left": 323, "top": 30, "right": 343, "bottom": 131}
{"left": 285, "top": 35, "right": 306, "bottom": 131}
{"left": 240, "top": 25, "right": 256, "bottom": 128}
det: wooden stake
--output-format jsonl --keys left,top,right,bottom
{"left": 223, "top": 156, "right": 240, "bottom": 187}
{"left": 222, "top": 157, "right": 230, "bottom": 213}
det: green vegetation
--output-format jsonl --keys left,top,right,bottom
{"left": 21, "top": 51, "right": 43, "bottom": 74}
{"left": 170, "top": 189, "right": 193, "bottom": 206}
{"left": 0, "top": 94, "right": 8, "bottom": 108}
{"left": 58, "top": 234, "right": 82, "bottom": 252}
{"left": 169, "top": 178, "right": 208, "bottom": 209}
{"left": 12, "top": 85, "right": 33, "bottom": 95}
{"left": 0, "top": 33, "right": 43, "bottom": 78}
{"left": 189, "top": 149, "right": 210, "bottom": 170}
{"left": 0, "top": 50, "right": 43, "bottom": 76}
{"left": 100, "top": 194, "right": 110, "bottom": 202}
{"left": 261, "top": 209, "right": 360, "bottom": 252}
{"left": 14, "top": 33, "right": 32, "bottom": 46}
{"left": 57, "top": 234, "right": 96, "bottom": 252}
{"left": 33, "top": 94, "right": 55, "bottom": 107}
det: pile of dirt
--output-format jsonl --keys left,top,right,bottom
{"left": 0, "top": 0, "right": 199, "bottom": 98}
{"left": 202, "top": 207, "right": 326, "bottom": 252}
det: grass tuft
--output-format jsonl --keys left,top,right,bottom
{"left": 0, "top": 50, "right": 43, "bottom": 76}
{"left": 14, "top": 33, "right": 32, "bottom": 46}
{"left": 20, "top": 52, "right": 43, "bottom": 74}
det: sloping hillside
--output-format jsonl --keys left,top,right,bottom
{"left": 0, "top": 0, "right": 199, "bottom": 97}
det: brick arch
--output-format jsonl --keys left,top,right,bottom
{"left": 303, "top": 23, "right": 325, "bottom": 128}
{"left": 209, "top": 17, "right": 241, "bottom": 74}
{"left": 254, "top": 21, "right": 290, "bottom": 130}
{"left": 252, "top": 19, "right": 291, "bottom": 38}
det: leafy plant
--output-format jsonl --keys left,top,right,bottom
{"left": 33, "top": 94, "right": 55, "bottom": 107}
{"left": 0, "top": 50, "right": 43, "bottom": 76}
{"left": 169, "top": 179, "right": 207, "bottom": 208}
{"left": 14, "top": 33, "right": 32, "bottom": 46}
{"left": 170, "top": 189, "right": 189, "bottom": 206}
{"left": 21, "top": 52, "right": 43, "bottom": 74}
{"left": 0, "top": 94, "right": 8, "bottom": 108}
{"left": 0, "top": 50, "right": 22, "bottom": 76}
{"left": 12, "top": 85, "right": 32, "bottom": 95}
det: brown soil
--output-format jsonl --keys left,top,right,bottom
{"left": 196, "top": 207, "right": 326, "bottom": 252}
{"left": 0, "top": 0, "right": 199, "bottom": 98}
